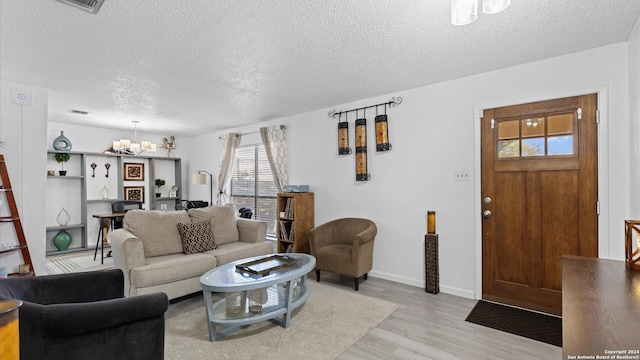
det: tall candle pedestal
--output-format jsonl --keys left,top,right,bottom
{"left": 424, "top": 234, "right": 439, "bottom": 294}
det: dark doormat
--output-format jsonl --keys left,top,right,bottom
{"left": 465, "top": 300, "right": 562, "bottom": 347}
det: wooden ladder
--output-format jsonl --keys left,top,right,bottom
{"left": 0, "top": 154, "right": 34, "bottom": 276}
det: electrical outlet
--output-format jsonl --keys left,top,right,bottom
{"left": 454, "top": 170, "right": 471, "bottom": 181}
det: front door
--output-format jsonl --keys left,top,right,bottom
{"left": 481, "top": 94, "right": 598, "bottom": 315}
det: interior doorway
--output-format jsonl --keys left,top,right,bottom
{"left": 480, "top": 94, "right": 598, "bottom": 315}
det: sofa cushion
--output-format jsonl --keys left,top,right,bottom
{"left": 124, "top": 210, "right": 190, "bottom": 257}
{"left": 130, "top": 252, "right": 216, "bottom": 288}
{"left": 177, "top": 220, "right": 218, "bottom": 254}
{"left": 204, "top": 241, "right": 274, "bottom": 265}
{"left": 188, "top": 205, "right": 239, "bottom": 245}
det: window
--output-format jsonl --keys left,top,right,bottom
{"left": 230, "top": 145, "right": 278, "bottom": 237}
{"left": 496, "top": 112, "right": 576, "bottom": 159}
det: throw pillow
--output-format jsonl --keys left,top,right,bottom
{"left": 176, "top": 220, "right": 217, "bottom": 254}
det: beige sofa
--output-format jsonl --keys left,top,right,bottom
{"left": 109, "top": 205, "right": 273, "bottom": 300}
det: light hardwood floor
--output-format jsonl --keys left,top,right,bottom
{"left": 167, "top": 273, "right": 561, "bottom": 360}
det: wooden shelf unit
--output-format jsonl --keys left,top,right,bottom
{"left": 0, "top": 154, "right": 34, "bottom": 276}
{"left": 276, "top": 192, "right": 314, "bottom": 254}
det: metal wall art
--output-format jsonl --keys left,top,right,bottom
{"left": 328, "top": 96, "right": 402, "bottom": 182}
{"left": 337, "top": 113, "right": 352, "bottom": 155}
{"left": 355, "top": 116, "right": 370, "bottom": 181}
{"left": 375, "top": 112, "right": 391, "bottom": 152}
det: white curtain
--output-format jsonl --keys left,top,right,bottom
{"left": 260, "top": 125, "right": 288, "bottom": 192}
{"left": 217, "top": 132, "right": 241, "bottom": 205}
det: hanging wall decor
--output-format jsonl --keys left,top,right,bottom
{"left": 375, "top": 105, "right": 392, "bottom": 152}
{"left": 328, "top": 96, "right": 402, "bottom": 181}
{"left": 337, "top": 113, "right": 352, "bottom": 155}
{"left": 355, "top": 114, "right": 370, "bottom": 181}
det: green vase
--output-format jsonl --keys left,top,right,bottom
{"left": 53, "top": 229, "right": 72, "bottom": 251}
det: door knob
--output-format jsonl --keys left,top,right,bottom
{"left": 483, "top": 210, "right": 492, "bottom": 218}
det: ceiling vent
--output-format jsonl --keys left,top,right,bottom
{"left": 54, "top": 0, "right": 105, "bottom": 14}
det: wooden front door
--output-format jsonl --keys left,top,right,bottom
{"left": 481, "top": 94, "right": 598, "bottom": 315}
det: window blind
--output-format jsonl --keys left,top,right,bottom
{"left": 230, "top": 145, "right": 278, "bottom": 236}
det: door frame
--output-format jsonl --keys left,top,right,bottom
{"left": 472, "top": 86, "right": 610, "bottom": 299}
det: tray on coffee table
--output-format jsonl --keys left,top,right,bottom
{"left": 235, "top": 255, "right": 297, "bottom": 276}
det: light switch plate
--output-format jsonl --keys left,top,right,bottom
{"left": 454, "top": 170, "right": 471, "bottom": 181}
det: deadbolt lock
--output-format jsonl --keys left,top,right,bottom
{"left": 483, "top": 210, "right": 492, "bottom": 218}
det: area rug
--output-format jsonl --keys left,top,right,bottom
{"left": 465, "top": 300, "right": 562, "bottom": 347}
{"left": 165, "top": 281, "right": 400, "bottom": 360}
{"left": 45, "top": 253, "right": 114, "bottom": 275}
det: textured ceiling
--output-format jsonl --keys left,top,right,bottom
{"left": 1, "top": 0, "right": 639, "bottom": 136}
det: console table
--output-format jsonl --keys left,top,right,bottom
{"left": 562, "top": 255, "right": 640, "bottom": 358}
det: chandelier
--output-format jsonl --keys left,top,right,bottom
{"left": 451, "top": 0, "right": 510, "bottom": 26}
{"left": 112, "top": 121, "right": 156, "bottom": 155}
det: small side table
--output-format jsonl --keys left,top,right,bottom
{"left": 92, "top": 213, "right": 125, "bottom": 264}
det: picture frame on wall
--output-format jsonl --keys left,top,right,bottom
{"left": 124, "top": 186, "right": 144, "bottom": 201}
{"left": 123, "top": 162, "right": 144, "bottom": 181}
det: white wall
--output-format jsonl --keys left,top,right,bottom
{"left": 188, "top": 42, "right": 631, "bottom": 298}
{"left": 629, "top": 17, "right": 640, "bottom": 218}
{"left": 186, "top": 132, "right": 219, "bottom": 205}
{"left": 0, "top": 81, "right": 48, "bottom": 275}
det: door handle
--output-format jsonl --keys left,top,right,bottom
{"left": 483, "top": 210, "right": 492, "bottom": 218}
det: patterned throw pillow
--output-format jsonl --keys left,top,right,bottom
{"left": 176, "top": 220, "right": 217, "bottom": 254}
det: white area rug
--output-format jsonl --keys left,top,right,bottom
{"left": 165, "top": 281, "right": 399, "bottom": 360}
{"left": 45, "top": 253, "right": 114, "bottom": 274}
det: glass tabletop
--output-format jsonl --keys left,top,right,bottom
{"left": 200, "top": 253, "right": 315, "bottom": 291}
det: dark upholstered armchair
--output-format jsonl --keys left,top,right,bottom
{"left": 0, "top": 269, "right": 168, "bottom": 360}
{"left": 308, "top": 218, "right": 377, "bottom": 291}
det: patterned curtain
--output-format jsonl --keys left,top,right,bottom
{"left": 260, "top": 125, "right": 288, "bottom": 192}
{"left": 217, "top": 132, "right": 241, "bottom": 204}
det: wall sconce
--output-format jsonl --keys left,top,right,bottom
{"left": 113, "top": 121, "right": 156, "bottom": 155}
{"left": 338, "top": 113, "right": 352, "bottom": 155}
{"left": 192, "top": 170, "right": 213, "bottom": 206}
{"left": 355, "top": 116, "right": 370, "bottom": 181}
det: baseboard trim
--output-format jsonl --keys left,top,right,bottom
{"left": 368, "top": 270, "right": 475, "bottom": 299}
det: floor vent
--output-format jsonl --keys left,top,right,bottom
{"left": 54, "top": 0, "right": 105, "bottom": 14}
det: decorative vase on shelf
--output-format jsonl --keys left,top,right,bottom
{"left": 53, "top": 229, "right": 72, "bottom": 251}
{"left": 56, "top": 207, "right": 70, "bottom": 226}
{"left": 100, "top": 186, "right": 110, "bottom": 200}
{"left": 53, "top": 131, "right": 72, "bottom": 151}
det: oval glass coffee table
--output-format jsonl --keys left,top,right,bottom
{"left": 200, "top": 253, "right": 316, "bottom": 342}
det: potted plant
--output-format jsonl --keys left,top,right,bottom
{"left": 155, "top": 178, "right": 165, "bottom": 198}
{"left": 55, "top": 153, "right": 70, "bottom": 176}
